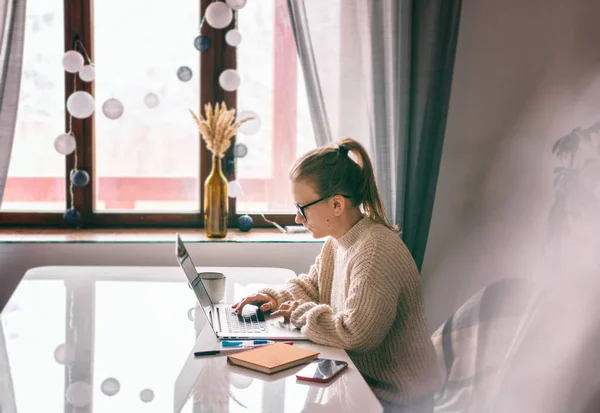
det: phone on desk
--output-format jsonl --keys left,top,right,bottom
{"left": 296, "top": 359, "right": 348, "bottom": 383}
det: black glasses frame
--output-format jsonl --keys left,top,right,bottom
{"left": 295, "top": 194, "right": 351, "bottom": 221}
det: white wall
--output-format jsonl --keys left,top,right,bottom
{"left": 422, "top": 0, "right": 600, "bottom": 330}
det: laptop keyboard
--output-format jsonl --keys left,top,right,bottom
{"left": 226, "top": 306, "right": 268, "bottom": 334}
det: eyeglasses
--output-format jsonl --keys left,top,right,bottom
{"left": 295, "top": 194, "right": 351, "bottom": 221}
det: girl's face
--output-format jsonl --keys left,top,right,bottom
{"left": 291, "top": 179, "right": 337, "bottom": 239}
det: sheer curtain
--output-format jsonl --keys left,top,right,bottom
{"left": 0, "top": 0, "right": 26, "bottom": 207}
{"left": 0, "top": 1, "right": 25, "bottom": 412}
{"left": 288, "top": 0, "right": 462, "bottom": 269}
{"left": 287, "top": 0, "right": 332, "bottom": 147}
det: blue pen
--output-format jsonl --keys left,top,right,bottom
{"left": 194, "top": 341, "right": 294, "bottom": 357}
{"left": 221, "top": 340, "right": 272, "bottom": 347}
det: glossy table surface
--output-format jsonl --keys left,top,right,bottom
{"left": 0, "top": 266, "right": 382, "bottom": 413}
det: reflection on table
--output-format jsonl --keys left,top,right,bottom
{"left": 177, "top": 306, "right": 360, "bottom": 413}
{"left": 0, "top": 266, "right": 382, "bottom": 413}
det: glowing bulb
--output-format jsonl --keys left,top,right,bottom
{"left": 102, "top": 98, "right": 124, "bottom": 120}
{"left": 206, "top": 2, "right": 233, "bottom": 29}
{"left": 62, "top": 50, "right": 84, "bottom": 73}
{"left": 226, "top": 0, "right": 247, "bottom": 10}
{"left": 54, "top": 133, "right": 76, "bottom": 155}
{"left": 66, "top": 91, "right": 95, "bottom": 119}
{"left": 219, "top": 69, "right": 240, "bottom": 91}
{"left": 225, "top": 30, "right": 242, "bottom": 47}
{"left": 78, "top": 65, "right": 95, "bottom": 82}
{"left": 228, "top": 180, "right": 243, "bottom": 198}
{"left": 237, "top": 110, "right": 261, "bottom": 135}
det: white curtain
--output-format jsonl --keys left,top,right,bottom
{"left": 287, "top": 0, "right": 332, "bottom": 147}
{"left": 0, "top": 0, "right": 26, "bottom": 206}
{"left": 286, "top": 0, "right": 413, "bottom": 218}
{"left": 289, "top": 0, "right": 462, "bottom": 270}
{"left": 0, "top": 2, "right": 25, "bottom": 412}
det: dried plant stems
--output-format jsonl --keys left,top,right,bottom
{"left": 189, "top": 101, "right": 252, "bottom": 158}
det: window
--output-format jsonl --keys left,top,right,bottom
{"left": 0, "top": 0, "right": 341, "bottom": 228}
{"left": 93, "top": 0, "right": 201, "bottom": 213}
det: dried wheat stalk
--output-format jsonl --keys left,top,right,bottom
{"left": 189, "top": 102, "right": 252, "bottom": 158}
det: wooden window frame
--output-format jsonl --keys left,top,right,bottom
{"left": 0, "top": 0, "right": 300, "bottom": 229}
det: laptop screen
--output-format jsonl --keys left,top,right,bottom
{"left": 175, "top": 235, "right": 216, "bottom": 328}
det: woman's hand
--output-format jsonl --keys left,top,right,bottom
{"left": 271, "top": 300, "right": 302, "bottom": 322}
{"left": 232, "top": 293, "right": 277, "bottom": 315}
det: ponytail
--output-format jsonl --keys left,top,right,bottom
{"left": 290, "top": 137, "right": 398, "bottom": 232}
{"left": 337, "top": 138, "right": 397, "bottom": 232}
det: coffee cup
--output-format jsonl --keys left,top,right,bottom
{"left": 199, "top": 271, "right": 226, "bottom": 303}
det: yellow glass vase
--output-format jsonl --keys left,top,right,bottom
{"left": 204, "top": 154, "right": 228, "bottom": 238}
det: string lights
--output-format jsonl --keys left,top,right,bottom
{"left": 56, "top": 0, "right": 261, "bottom": 228}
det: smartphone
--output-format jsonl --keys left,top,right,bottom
{"left": 296, "top": 358, "right": 348, "bottom": 383}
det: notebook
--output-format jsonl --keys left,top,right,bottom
{"left": 227, "top": 343, "right": 319, "bottom": 374}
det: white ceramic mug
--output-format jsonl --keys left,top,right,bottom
{"left": 199, "top": 271, "right": 226, "bottom": 303}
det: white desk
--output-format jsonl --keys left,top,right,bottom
{"left": 1, "top": 266, "right": 382, "bottom": 413}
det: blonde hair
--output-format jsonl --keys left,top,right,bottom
{"left": 289, "top": 137, "right": 397, "bottom": 232}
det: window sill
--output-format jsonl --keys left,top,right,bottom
{"left": 0, "top": 228, "right": 322, "bottom": 244}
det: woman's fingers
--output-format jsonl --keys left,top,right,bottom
{"left": 232, "top": 293, "right": 269, "bottom": 314}
{"left": 272, "top": 300, "right": 300, "bottom": 320}
{"left": 232, "top": 297, "right": 250, "bottom": 314}
{"left": 261, "top": 296, "right": 278, "bottom": 311}
{"left": 232, "top": 295, "right": 257, "bottom": 309}
{"left": 280, "top": 300, "right": 295, "bottom": 310}
{"left": 279, "top": 301, "right": 299, "bottom": 311}
{"left": 271, "top": 309, "right": 288, "bottom": 318}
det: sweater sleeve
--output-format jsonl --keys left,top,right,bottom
{"left": 285, "top": 251, "right": 322, "bottom": 303}
{"left": 290, "top": 236, "right": 410, "bottom": 352}
{"left": 258, "top": 240, "right": 328, "bottom": 308}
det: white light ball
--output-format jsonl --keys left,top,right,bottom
{"left": 66, "top": 382, "right": 93, "bottom": 408}
{"left": 66, "top": 91, "right": 95, "bottom": 119}
{"left": 54, "top": 133, "right": 76, "bottom": 155}
{"left": 219, "top": 69, "right": 240, "bottom": 92}
{"left": 102, "top": 98, "right": 124, "bottom": 120}
{"left": 53, "top": 343, "right": 75, "bottom": 364}
{"left": 226, "top": 0, "right": 247, "bottom": 10}
{"left": 225, "top": 30, "right": 242, "bottom": 47}
{"left": 144, "top": 93, "right": 160, "bottom": 109}
{"left": 62, "top": 50, "right": 84, "bottom": 73}
{"left": 237, "top": 110, "right": 261, "bottom": 135}
{"left": 228, "top": 180, "right": 243, "bottom": 198}
{"left": 100, "top": 378, "right": 121, "bottom": 396}
{"left": 140, "top": 388, "right": 155, "bottom": 403}
{"left": 206, "top": 2, "right": 233, "bottom": 29}
{"left": 78, "top": 65, "right": 95, "bottom": 82}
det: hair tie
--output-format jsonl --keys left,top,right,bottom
{"left": 338, "top": 145, "right": 349, "bottom": 157}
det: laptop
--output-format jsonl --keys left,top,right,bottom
{"left": 175, "top": 234, "right": 309, "bottom": 341}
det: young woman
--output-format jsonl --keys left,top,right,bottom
{"left": 233, "top": 138, "right": 441, "bottom": 413}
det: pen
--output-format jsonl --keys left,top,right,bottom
{"left": 194, "top": 349, "right": 246, "bottom": 357}
{"left": 194, "top": 350, "right": 222, "bottom": 357}
{"left": 194, "top": 345, "right": 267, "bottom": 357}
{"left": 221, "top": 340, "right": 273, "bottom": 347}
{"left": 194, "top": 341, "right": 295, "bottom": 357}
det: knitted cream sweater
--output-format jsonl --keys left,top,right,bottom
{"left": 260, "top": 217, "right": 441, "bottom": 404}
